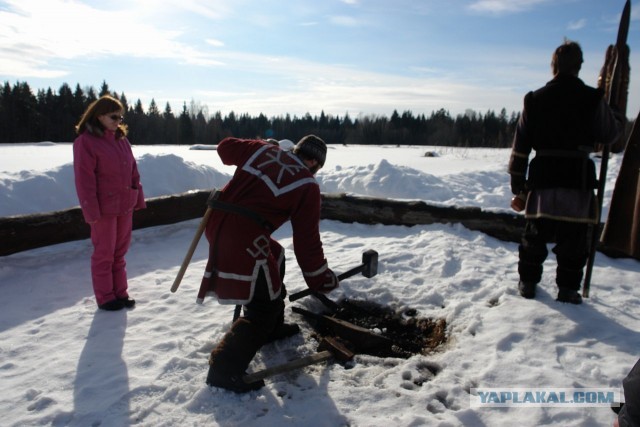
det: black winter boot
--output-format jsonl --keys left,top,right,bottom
{"left": 206, "top": 318, "right": 266, "bottom": 393}
{"left": 266, "top": 323, "right": 300, "bottom": 343}
{"left": 556, "top": 288, "right": 582, "bottom": 305}
{"left": 98, "top": 299, "right": 125, "bottom": 311}
{"left": 518, "top": 281, "right": 537, "bottom": 299}
{"left": 118, "top": 297, "right": 136, "bottom": 308}
{"left": 206, "top": 367, "right": 264, "bottom": 393}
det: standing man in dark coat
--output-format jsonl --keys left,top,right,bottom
{"left": 198, "top": 135, "right": 339, "bottom": 392}
{"left": 617, "top": 358, "right": 640, "bottom": 427}
{"left": 508, "top": 40, "right": 622, "bottom": 304}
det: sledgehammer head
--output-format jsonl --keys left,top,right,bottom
{"left": 362, "top": 249, "right": 378, "bottom": 278}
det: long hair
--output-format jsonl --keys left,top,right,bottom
{"left": 551, "top": 40, "right": 583, "bottom": 76}
{"left": 75, "top": 95, "right": 128, "bottom": 139}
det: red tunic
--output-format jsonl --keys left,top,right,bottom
{"left": 197, "top": 138, "right": 328, "bottom": 304}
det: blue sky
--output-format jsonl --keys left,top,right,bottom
{"left": 0, "top": 0, "right": 638, "bottom": 119}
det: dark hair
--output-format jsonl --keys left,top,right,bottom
{"left": 552, "top": 40, "right": 583, "bottom": 76}
{"left": 75, "top": 95, "right": 128, "bottom": 139}
{"left": 293, "top": 135, "right": 327, "bottom": 168}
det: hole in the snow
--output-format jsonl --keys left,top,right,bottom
{"left": 294, "top": 298, "right": 447, "bottom": 359}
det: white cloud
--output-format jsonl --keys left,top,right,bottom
{"left": 567, "top": 18, "right": 587, "bottom": 31}
{"left": 129, "top": 0, "right": 231, "bottom": 21}
{"left": 329, "top": 15, "right": 360, "bottom": 27}
{"left": 205, "top": 38, "right": 225, "bottom": 48}
{"left": 2, "top": 0, "right": 637, "bottom": 120}
{"left": 185, "top": 49, "right": 542, "bottom": 117}
{"left": 0, "top": 52, "right": 68, "bottom": 78}
{"left": 0, "top": 0, "right": 226, "bottom": 77}
{"left": 468, "top": 0, "right": 551, "bottom": 14}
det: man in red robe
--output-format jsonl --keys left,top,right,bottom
{"left": 198, "top": 135, "right": 338, "bottom": 392}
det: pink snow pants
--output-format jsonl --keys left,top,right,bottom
{"left": 90, "top": 214, "right": 133, "bottom": 305}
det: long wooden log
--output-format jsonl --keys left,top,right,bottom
{"left": 1, "top": 190, "right": 628, "bottom": 259}
{"left": 320, "top": 193, "right": 524, "bottom": 242}
{"left": 0, "top": 190, "right": 209, "bottom": 256}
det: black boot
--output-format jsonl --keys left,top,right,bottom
{"left": 518, "top": 281, "right": 537, "bottom": 299}
{"left": 98, "top": 299, "right": 125, "bottom": 311}
{"left": 557, "top": 288, "right": 582, "bottom": 305}
{"left": 118, "top": 296, "right": 136, "bottom": 308}
{"left": 206, "top": 318, "right": 266, "bottom": 393}
{"left": 206, "top": 366, "right": 264, "bottom": 393}
{"left": 266, "top": 323, "right": 300, "bottom": 343}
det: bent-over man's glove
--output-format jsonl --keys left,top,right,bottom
{"left": 307, "top": 268, "right": 339, "bottom": 294}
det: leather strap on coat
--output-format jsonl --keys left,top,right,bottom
{"left": 206, "top": 190, "right": 274, "bottom": 232}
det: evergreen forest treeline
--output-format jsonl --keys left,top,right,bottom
{"left": 1, "top": 80, "right": 521, "bottom": 147}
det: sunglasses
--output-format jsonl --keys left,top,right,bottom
{"left": 108, "top": 114, "right": 124, "bottom": 122}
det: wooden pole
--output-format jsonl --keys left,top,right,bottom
{"left": 170, "top": 207, "right": 212, "bottom": 293}
{"left": 583, "top": 0, "right": 630, "bottom": 298}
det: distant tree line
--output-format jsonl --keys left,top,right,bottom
{"left": 0, "top": 80, "right": 520, "bottom": 147}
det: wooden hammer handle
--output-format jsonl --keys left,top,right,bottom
{"left": 243, "top": 351, "right": 333, "bottom": 383}
{"left": 170, "top": 207, "right": 212, "bottom": 293}
{"left": 288, "top": 265, "right": 363, "bottom": 302}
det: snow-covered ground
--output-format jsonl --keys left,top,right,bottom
{"left": 0, "top": 142, "right": 637, "bottom": 426}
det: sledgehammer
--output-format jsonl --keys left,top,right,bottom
{"left": 288, "top": 249, "right": 378, "bottom": 302}
{"left": 243, "top": 336, "right": 354, "bottom": 383}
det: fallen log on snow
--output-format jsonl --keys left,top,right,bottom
{"left": 0, "top": 190, "right": 210, "bottom": 256}
{"left": 1, "top": 190, "right": 625, "bottom": 259}
{"left": 320, "top": 193, "right": 523, "bottom": 243}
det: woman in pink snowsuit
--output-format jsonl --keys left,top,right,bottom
{"left": 73, "top": 95, "right": 146, "bottom": 311}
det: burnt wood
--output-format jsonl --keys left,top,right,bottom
{"left": 292, "top": 306, "right": 393, "bottom": 354}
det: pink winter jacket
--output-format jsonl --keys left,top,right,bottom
{"left": 73, "top": 130, "right": 146, "bottom": 223}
